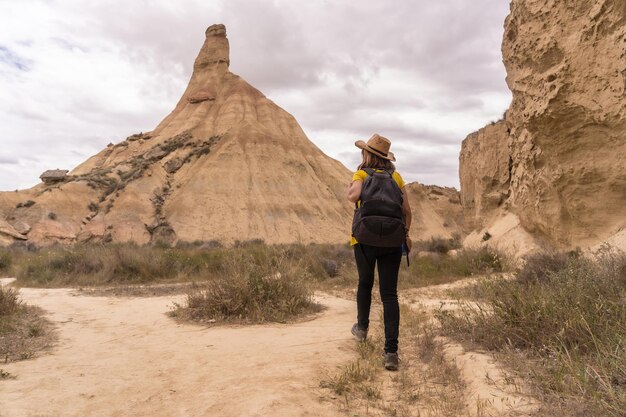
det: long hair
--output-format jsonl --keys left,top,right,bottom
{"left": 358, "top": 149, "right": 395, "bottom": 172}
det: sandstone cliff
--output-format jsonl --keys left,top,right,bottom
{"left": 459, "top": 121, "right": 510, "bottom": 233}
{"left": 460, "top": 0, "right": 626, "bottom": 254}
{"left": 0, "top": 24, "right": 461, "bottom": 246}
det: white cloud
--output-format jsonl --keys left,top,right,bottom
{"left": 0, "top": 0, "right": 511, "bottom": 190}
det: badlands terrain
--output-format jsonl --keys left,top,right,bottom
{"left": 1, "top": 0, "right": 625, "bottom": 416}
{"left": 0, "top": 23, "right": 461, "bottom": 248}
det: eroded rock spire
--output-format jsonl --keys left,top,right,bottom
{"left": 193, "top": 24, "right": 230, "bottom": 73}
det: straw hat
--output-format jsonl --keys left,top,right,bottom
{"left": 355, "top": 134, "right": 395, "bottom": 161}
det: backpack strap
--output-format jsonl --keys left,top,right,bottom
{"left": 362, "top": 167, "right": 395, "bottom": 178}
{"left": 362, "top": 168, "right": 375, "bottom": 176}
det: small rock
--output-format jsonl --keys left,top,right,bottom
{"left": 163, "top": 158, "right": 184, "bottom": 174}
{"left": 146, "top": 148, "right": 167, "bottom": 160}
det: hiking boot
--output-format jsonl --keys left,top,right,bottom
{"left": 351, "top": 323, "right": 368, "bottom": 342}
{"left": 383, "top": 352, "right": 399, "bottom": 371}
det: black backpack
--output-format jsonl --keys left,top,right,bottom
{"left": 351, "top": 168, "right": 406, "bottom": 247}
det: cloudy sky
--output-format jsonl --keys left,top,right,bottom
{"left": 0, "top": 0, "right": 511, "bottom": 191}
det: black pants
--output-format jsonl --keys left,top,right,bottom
{"left": 354, "top": 243, "right": 402, "bottom": 353}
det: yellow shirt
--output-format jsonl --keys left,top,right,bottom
{"left": 350, "top": 169, "right": 405, "bottom": 246}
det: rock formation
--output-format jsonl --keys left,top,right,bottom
{"left": 405, "top": 183, "right": 463, "bottom": 242}
{"left": 0, "top": 25, "right": 350, "bottom": 245}
{"left": 459, "top": 121, "right": 510, "bottom": 233}
{"left": 460, "top": 0, "right": 626, "bottom": 254}
{"left": 40, "top": 169, "right": 69, "bottom": 184}
{"left": 0, "top": 24, "right": 461, "bottom": 246}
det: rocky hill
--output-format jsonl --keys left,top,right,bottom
{"left": 0, "top": 24, "right": 462, "bottom": 247}
{"left": 460, "top": 0, "right": 626, "bottom": 255}
{"left": 0, "top": 25, "right": 352, "bottom": 246}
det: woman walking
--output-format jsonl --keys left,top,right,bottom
{"left": 347, "top": 134, "right": 412, "bottom": 371}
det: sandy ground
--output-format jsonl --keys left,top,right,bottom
{"left": 402, "top": 278, "right": 536, "bottom": 417}
{"left": 0, "top": 280, "right": 354, "bottom": 417}
{"left": 1, "top": 276, "right": 535, "bottom": 417}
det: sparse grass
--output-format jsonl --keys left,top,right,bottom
{"left": 5, "top": 243, "right": 508, "bottom": 298}
{"left": 320, "top": 328, "right": 383, "bottom": 402}
{"left": 11, "top": 244, "right": 204, "bottom": 286}
{"left": 515, "top": 249, "right": 573, "bottom": 285}
{"left": 399, "top": 246, "right": 508, "bottom": 288}
{"left": 321, "top": 245, "right": 510, "bottom": 295}
{"left": 170, "top": 251, "right": 322, "bottom": 324}
{"left": 0, "top": 249, "right": 11, "bottom": 273}
{"left": 321, "top": 305, "right": 466, "bottom": 416}
{"left": 79, "top": 282, "right": 205, "bottom": 297}
{"left": 414, "top": 235, "right": 462, "bottom": 254}
{"left": 0, "top": 286, "right": 20, "bottom": 316}
{"left": 438, "top": 247, "right": 626, "bottom": 416}
{"left": 0, "top": 286, "right": 55, "bottom": 365}
{"left": 407, "top": 323, "right": 467, "bottom": 416}
{"left": 4, "top": 244, "right": 290, "bottom": 286}
{"left": 6, "top": 242, "right": 356, "bottom": 288}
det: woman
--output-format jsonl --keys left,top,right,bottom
{"left": 346, "top": 134, "right": 412, "bottom": 371}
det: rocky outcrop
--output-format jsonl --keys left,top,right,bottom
{"left": 459, "top": 121, "right": 510, "bottom": 233}
{"left": 405, "top": 183, "right": 463, "bottom": 242}
{"left": 0, "top": 24, "right": 353, "bottom": 246}
{"left": 0, "top": 219, "right": 27, "bottom": 241}
{"left": 459, "top": 0, "right": 626, "bottom": 254}
{"left": 187, "top": 88, "right": 216, "bottom": 104}
{"left": 40, "top": 169, "right": 69, "bottom": 184}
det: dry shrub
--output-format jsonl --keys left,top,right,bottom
{"left": 297, "top": 243, "right": 353, "bottom": 279}
{"left": 0, "top": 287, "right": 54, "bottom": 363}
{"left": 438, "top": 246, "right": 626, "bottom": 416}
{"left": 12, "top": 244, "right": 231, "bottom": 286}
{"left": 400, "top": 246, "right": 507, "bottom": 287}
{"left": 321, "top": 259, "right": 339, "bottom": 277}
{"left": 516, "top": 249, "right": 573, "bottom": 285}
{"left": 414, "top": 235, "right": 461, "bottom": 254}
{"left": 7, "top": 241, "right": 502, "bottom": 293}
{"left": 0, "top": 286, "right": 21, "bottom": 316}
{"left": 0, "top": 249, "right": 11, "bottom": 273}
{"left": 172, "top": 251, "right": 321, "bottom": 323}
{"left": 10, "top": 242, "right": 354, "bottom": 288}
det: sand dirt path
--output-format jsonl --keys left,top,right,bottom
{"left": 403, "top": 278, "right": 537, "bottom": 416}
{"left": 0, "top": 281, "right": 354, "bottom": 417}
{"left": 1, "top": 277, "right": 536, "bottom": 417}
